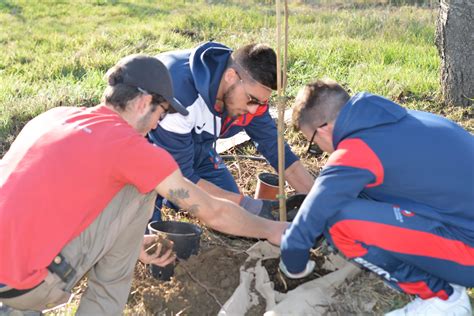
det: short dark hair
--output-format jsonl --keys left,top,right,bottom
{"left": 231, "top": 43, "right": 277, "bottom": 90}
{"left": 292, "top": 79, "right": 350, "bottom": 130}
{"left": 102, "top": 65, "right": 167, "bottom": 112}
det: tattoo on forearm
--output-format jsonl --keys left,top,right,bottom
{"left": 167, "top": 188, "right": 200, "bottom": 215}
{"left": 167, "top": 188, "right": 189, "bottom": 202}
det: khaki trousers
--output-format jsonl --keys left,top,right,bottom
{"left": 0, "top": 185, "right": 156, "bottom": 315}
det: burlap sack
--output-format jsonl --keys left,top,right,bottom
{"left": 219, "top": 241, "right": 360, "bottom": 315}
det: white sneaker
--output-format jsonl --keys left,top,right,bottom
{"left": 385, "top": 284, "right": 472, "bottom": 316}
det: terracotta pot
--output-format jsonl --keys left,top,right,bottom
{"left": 254, "top": 172, "right": 280, "bottom": 200}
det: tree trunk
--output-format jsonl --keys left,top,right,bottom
{"left": 435, "top": 0, "right": 474, "bottom": 107}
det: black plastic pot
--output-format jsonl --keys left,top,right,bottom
{"left": 269, "top": 194, "right": 307, "bottom": 221}
{"left": 285, "top": 194, "right": 307, "bottom": 222}
{"left": 147, "top": 221, "right": 202, "bottom": 281}
{"left": 259, "top": 172, "right": 279, "bottom": 186}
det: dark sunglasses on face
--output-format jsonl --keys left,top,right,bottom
{"left": 306, "top": 122, "right": 328, "bottom": 155}
{"left": 157, "top": 103, "right": 169, "bottom": 121}
{"left": 137, "top": 87, "right": 169, "bottom": 121}
{"left": 235, "top": 71, "right": 268, "bottom": 107}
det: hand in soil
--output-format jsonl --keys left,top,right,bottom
{"left": 262, "top": 252, "right": 333, "bottom": 293}
{"left": 139, "top": 234, "right": 176, "bottom": 266}
{"left": 279, "top": 259, "right": 316, "bottom": 279}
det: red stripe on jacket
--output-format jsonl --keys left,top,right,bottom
{"left": 327, "top": 138, "right": 384, "bottom": 188}
{"left": 329, "top": 219, "right": 474, "bottom": 266}
{"left": 398, "top": 281, "right": 450, "bottom": 300}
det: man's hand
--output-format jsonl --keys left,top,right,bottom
{"left": 155, "top": 170, "right": 291, "bottom": 244}
{"left": 284, "top": 160, "right": 315, "bottom": 194}
{"left": 266, "top": 221, "right": 290, "bottom": 245}
{"left": 279, "top": 259, "right": 316, "bottom": 279}
{"left": 239, "top": 195, "right": 263, "bottom": 215}
{"left": 139, "top": 234, "right": 176, "bottom": 266}
{"left": 259, "top": 199, "right": 279, "bottom": 219}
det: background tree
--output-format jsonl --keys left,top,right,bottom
{"left": 435, "top": 0, "right": 474, "bottom": 107}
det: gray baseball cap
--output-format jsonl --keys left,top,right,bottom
{"left": 115, "top": 54, "right": 188, "bottom": 116}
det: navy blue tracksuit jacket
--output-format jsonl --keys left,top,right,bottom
{"left": 148, "top": 42, "right": 298, "bottom": 192}
{"left": 281, "top": 93, "right": 474, "bottom": 299}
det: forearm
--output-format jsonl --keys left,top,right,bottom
{"left": 156, "top": 170, "right": 286, "bottom": 244}
{"left": 205, "top": 197, "right": 286, "bottom": 240}
{"left": 196, "top": 178, "right": 242, "bottom": 204}
{"left": 284, "top": 160, "right": 314, "bottom": 194}
{"left": 185, "top": 185, "right": 284, "bottom": 240}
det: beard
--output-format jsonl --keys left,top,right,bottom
{"left": 222, "top": 82, "right": 244, "bottom": 118}
{"left": 136, "top": 108, "right": 157, "bottom": 135}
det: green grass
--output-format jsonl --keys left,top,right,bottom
{"left": 0, "top": 0, "right": 455, "bottom": 156}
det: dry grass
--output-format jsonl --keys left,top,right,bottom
{"left": 328, "top": 270, "right": 411, "bottom": 315}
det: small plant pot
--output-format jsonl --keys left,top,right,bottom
{"left": 148, "top": 221, "right": 202, "bottom": 281}
{"left": 285, "top": 194, "right": 307, "bottom": 222}
{"left": 254, "top": 172, "right": 280, "bottom": 200}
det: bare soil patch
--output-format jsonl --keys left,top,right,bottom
{"left": 261, "top": 251, "right": 333, "bottom": 293}
{"left": 128, "top": 244, "right": 248, "bottom": 316}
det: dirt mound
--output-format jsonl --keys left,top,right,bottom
{"left": 128, "top": 245, "right": 247, "bottom": 316}
{"left": 261, "top": 252, "right": 333, "bottom": 293}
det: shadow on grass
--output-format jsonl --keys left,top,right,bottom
{"left": 59, "top": 65, "right": 88, "bottom": 81}
{"left": 94, "top": 0, "right": 172, "bottom": 18}
{"left": 315, "top": 0, "right": 434, "bottom": 10}
{"left": 201, "top": 0, "right": 434, "bottom": 10}
{"left": 171, "top": 28, "right": 204, "bottom": 41}
{"left": 0, "top": 0, "right": 25, "bottom": 21}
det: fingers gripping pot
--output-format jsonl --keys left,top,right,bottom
{"left": 144, "top": 235, "right": 174, "bottom": 256}
{"left": 147, "top": 221, "right": 202, "bottom": 281}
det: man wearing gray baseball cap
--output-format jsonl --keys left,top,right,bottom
{"left": 0, "top": 54, "right": 287, "bottom": 315}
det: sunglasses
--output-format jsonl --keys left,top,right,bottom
{"left": 306, "top": 122, "right": 328, "bottom": 155}
{"left": 137, "top": 87, "right": 169, "bottom": 121}
{"left": 235, "top": 71, "right": 268, "bottom": 107}
{"left": 157, "top": 103, "right": 169, "bottom": 121}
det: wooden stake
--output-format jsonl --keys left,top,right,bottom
{"left": 284, "top": 0, "right": 289, "bottom": 91}
{"left": 275, "top": 0, "right": 288, "bottom": 222}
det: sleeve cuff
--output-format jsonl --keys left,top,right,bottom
{"left": 281, "top": 249, "right": 309, "bottom": 274}
{"left": 284, "top": 144, "right": 299, "bottom": 169}
{"left": 281, "top": 240, "right": 310, "bottom": 274}
{"left": 266, "top": 143, "right": 300, "bottom": 171}
{"left": 188, "top": 173, "right": 201, "bottom": 184}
